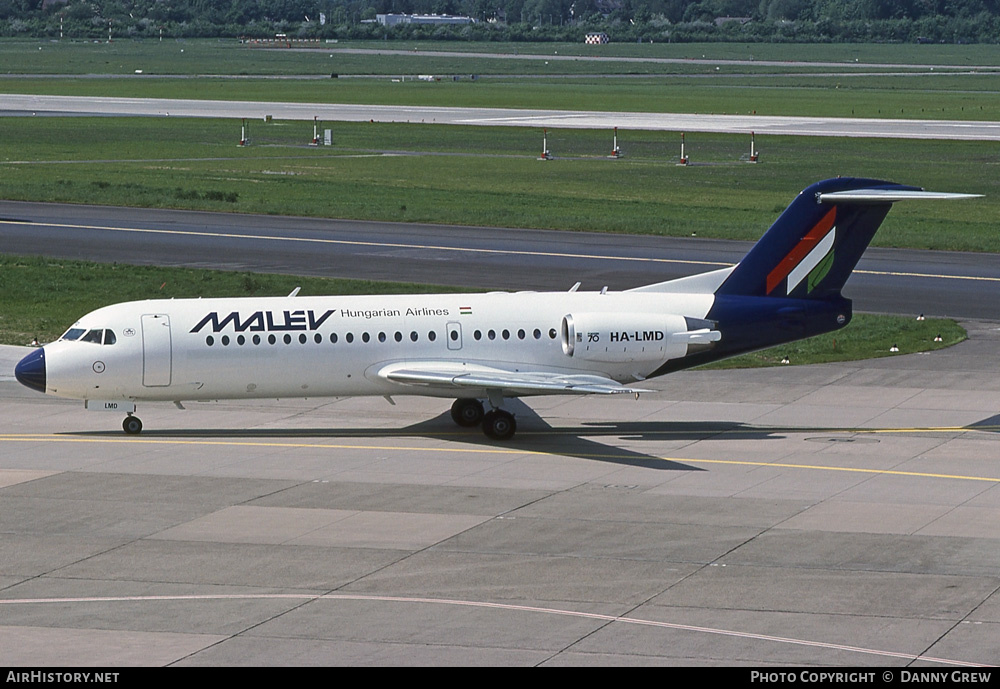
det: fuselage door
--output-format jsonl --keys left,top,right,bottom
{"left": 446, "top": 321, "right": 463, "bottom": 351}
{"left": 141, "top": 314, "right": 172, "bottom": 387}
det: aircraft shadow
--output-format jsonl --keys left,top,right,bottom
{"left": 966, "top": 414, "right": 1000, "bottom": 432}
{"left": 65, "top": 400, "right": 792, "bottom": 471}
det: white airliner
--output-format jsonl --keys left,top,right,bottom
{"left": 14, "top": 178, "right": 977, "bottom": 439}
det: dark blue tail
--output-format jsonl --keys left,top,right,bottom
{"left": 649, "top": 178, "right": 938, "bottom": 377}
{"left": 715, "top": 178, "right": 921, "bottom": 300}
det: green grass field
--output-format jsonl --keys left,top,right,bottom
{"left": 1, "top": 117, "right": 996, "bottom": 251}
{"left": 705, "top": 313, "right": 966, "bottom": 368}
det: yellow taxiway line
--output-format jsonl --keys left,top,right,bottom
{"left": 1, "top": 431, "right": 998, "bottom": 484}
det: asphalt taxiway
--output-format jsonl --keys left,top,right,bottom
{"left": 2, "top": 201, "right": 998, "bottom": 320}
{"left": 2, "top": 318, "right": 999, "bottom": 666}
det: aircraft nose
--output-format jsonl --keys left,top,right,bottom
{"left": 14, "top": 347, "right": 46, "bottom": 393}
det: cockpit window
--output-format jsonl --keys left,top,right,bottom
{"left": 60, "top": 328, "right": 86, "bottom": 341}
{"left": 76, "top": 329, "right": 117, "bottom": 345}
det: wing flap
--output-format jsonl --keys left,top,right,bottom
{"left": 377, "top": 362, "right": 651, "bottom": 396}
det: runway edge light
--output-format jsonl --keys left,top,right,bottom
{"left": 609, "top": 127, "right": 622, "bottom": 158}
{"left": 539, "top": 128, "right": 552, "bottom": 160}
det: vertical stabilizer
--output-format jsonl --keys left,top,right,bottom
{"left": 715, "top": 178, "right": 920, "bottom": 300}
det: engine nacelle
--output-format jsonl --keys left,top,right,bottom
{"left": 561, "top": 313, "right": 720, "bottom": 363}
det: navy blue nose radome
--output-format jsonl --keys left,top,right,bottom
{"left": 14, "top": 347, "right": 46, "bottom": 393}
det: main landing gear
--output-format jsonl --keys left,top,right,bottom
{"left": 450, "top": 398, "right": 516, "bottom": 441}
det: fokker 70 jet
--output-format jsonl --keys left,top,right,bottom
{"left": 14, "top": 178, "right": 977, "bottom": 440}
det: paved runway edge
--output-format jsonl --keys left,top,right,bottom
{"left": 5, "top": 94, "right": 1000, "bottom": 141}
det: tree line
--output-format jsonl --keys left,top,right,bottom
{"left": 2, "top": 0, "right": 999, "bottom": 42}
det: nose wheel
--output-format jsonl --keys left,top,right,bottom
{"left": 122, "top": 414, "right": 143, "bottom": 435}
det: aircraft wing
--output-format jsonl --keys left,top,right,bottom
{"left": 376, "top": 362, "right": 652, "bottom": 396}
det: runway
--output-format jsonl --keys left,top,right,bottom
{"left": 2, "top": 317, "right": 1000, "bottom": 665}
{"left": 5, "top": 93, "right": 1000, "bottom": 140}
{"left": 1, "top": 200, "right": 998, "bottom": 319}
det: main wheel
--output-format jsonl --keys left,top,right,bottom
{"left": 451, "top": 398, "right": 484, "bottom": 427}
{"left": 482, "top": 410, "right": 516, "bottom": 441}
{"left": 122, "top": 415, "right": 143, "bottom": 435}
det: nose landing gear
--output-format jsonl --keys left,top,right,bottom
{"left": 122, "top": 414, "right": 143, "bottom": 435}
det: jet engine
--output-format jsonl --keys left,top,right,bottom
{"left": 561, "top": 313, "right": 721, "bottom": 363}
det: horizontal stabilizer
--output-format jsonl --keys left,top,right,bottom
{"left": 818, "top": 189, "right": 982, "bottom": 203}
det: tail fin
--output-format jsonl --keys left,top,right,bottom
{"left": 714, "top": 178, "right": 972, "bottom": 300}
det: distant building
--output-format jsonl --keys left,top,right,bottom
{"left": 714, "top": 16, "right": 751, "bottom": 26}
{"left": 585, "top": 32, "right": 609, "bottom": 44}
{"left": 376, "top": 14, "right": 476, "bottom": 27}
